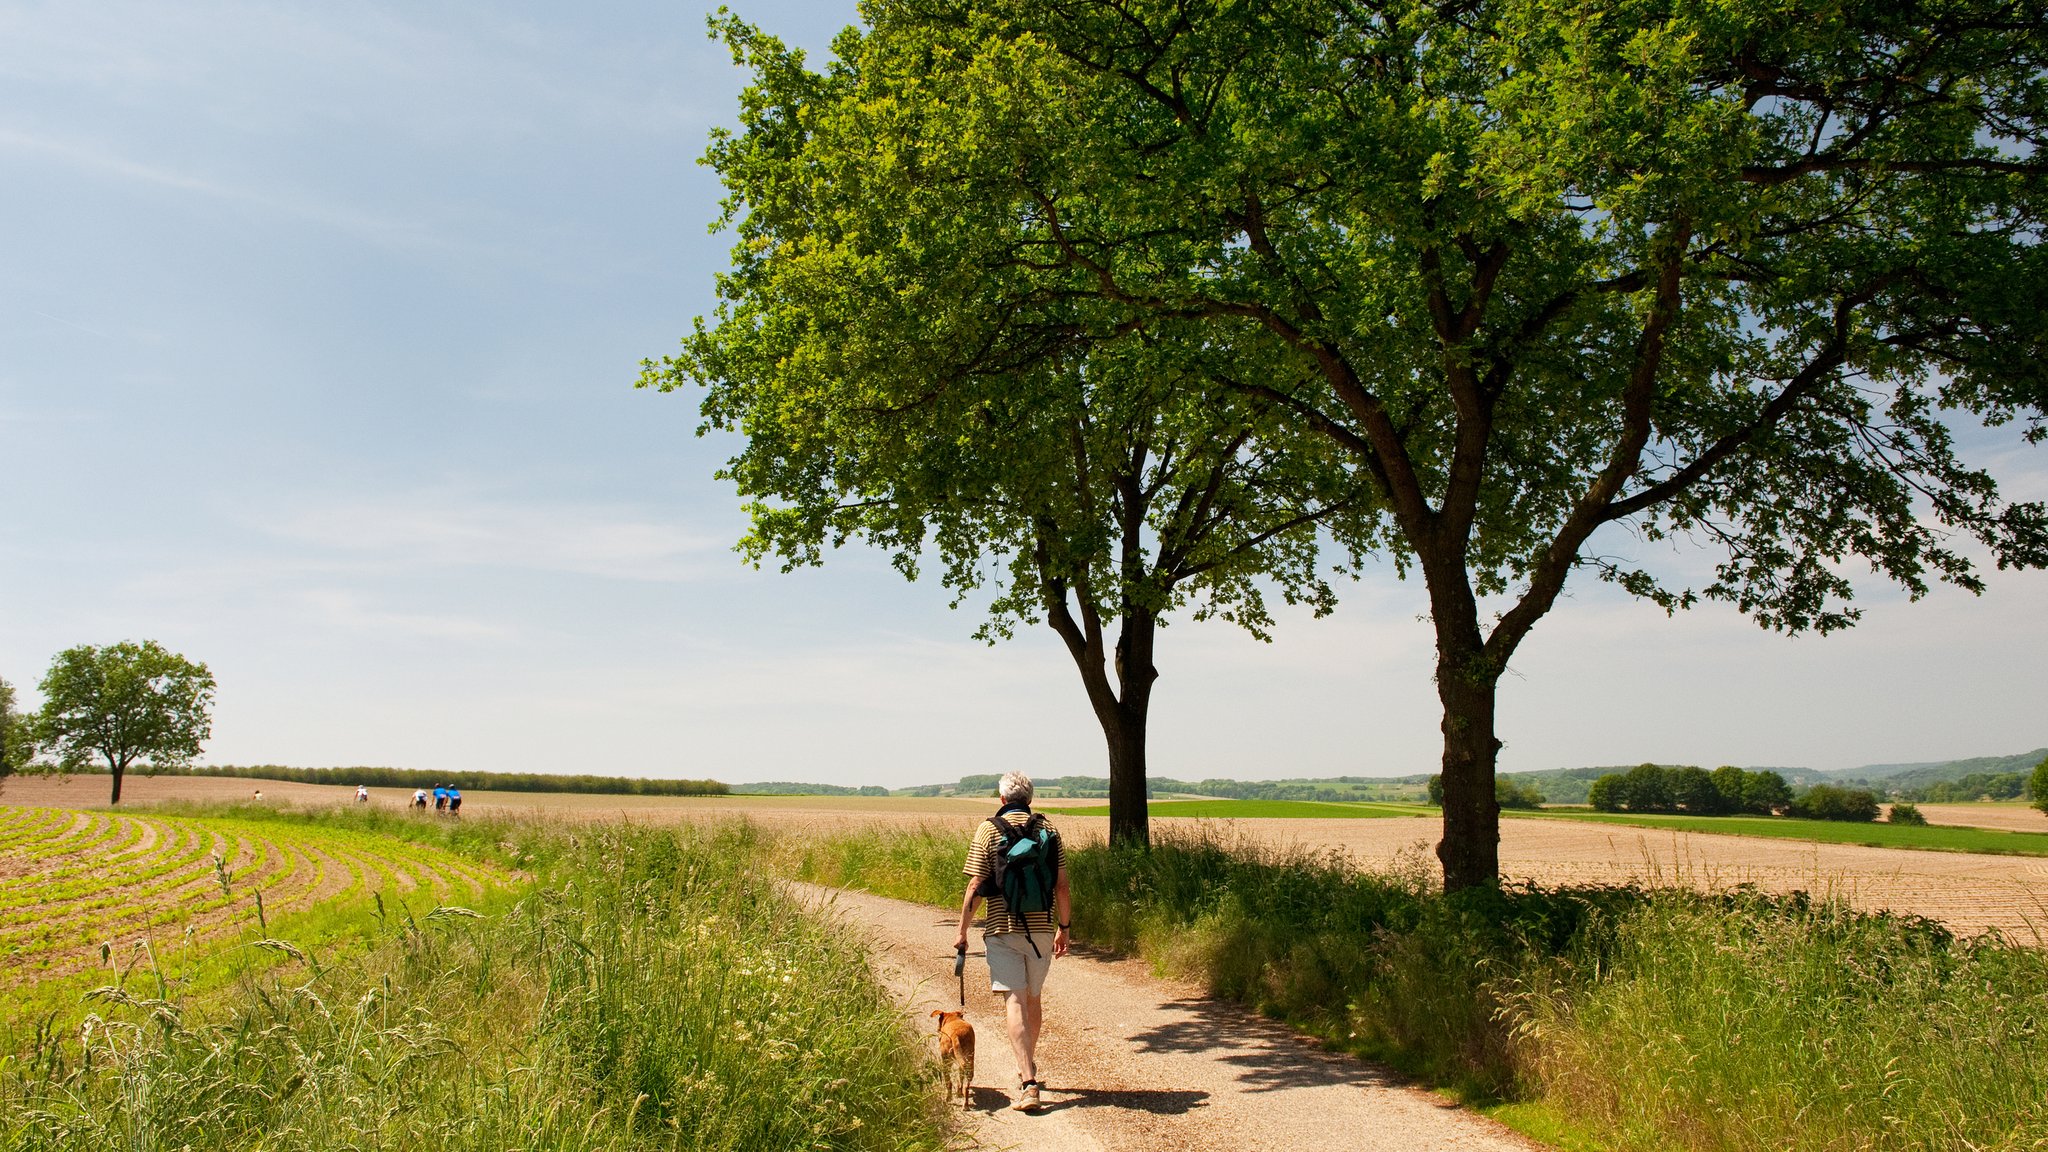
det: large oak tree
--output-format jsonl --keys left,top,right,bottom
{"left": 656, "top": 188, "right": 1373, "bottom": 843}
{"left": 694, "top": 0, "right": 2048, "bottom": 885}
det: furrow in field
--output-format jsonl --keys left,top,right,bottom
{"left": 0, "top": 808, "right": 80, "bottom": 851}
{"left": 0, "top": 822, "right": 216, "bottom": 921}
{"left": 0, "top": 814, "right": 159, "bottom": 896}
{"left": 0, "top": 810, "right": 101, "bottom": 856}
{"left": 0, "top": 831, "right": 294, "bottom": 967}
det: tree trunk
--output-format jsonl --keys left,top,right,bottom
{"left": 1434, "top": 649, "right": 1502, "bottom": 891}
{"left": 1104, "top": 709, "right": 1150, "bottom": 848}
{"left": 109, "top": 756, "right": 125, "bottom": 805}
{"left": 1103, "top": 606, "right": 1158, "bottom": 849}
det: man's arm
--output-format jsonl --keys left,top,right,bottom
{"left": 953, "top": 874, "right": 982, "bottom": 953}
{"left": 1053, "top": 861, "right": 1071, "bottom": 957}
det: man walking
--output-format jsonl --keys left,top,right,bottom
{"left": 954, "top": 771, "right": 1070, "bottom": 1111}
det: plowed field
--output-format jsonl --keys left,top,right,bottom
{"left": 0, "top": 805, "right": 503, "bottom": 983}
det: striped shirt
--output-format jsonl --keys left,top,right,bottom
{"left": 963, "top": 809, "right": 1064, "bottom": 936}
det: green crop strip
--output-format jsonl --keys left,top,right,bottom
{"left": 1512, "top": 808, "right": 2048, "bottom": 856}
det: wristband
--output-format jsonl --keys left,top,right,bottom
{"left": 1058, "top": 921, "right": 1071, "bottom": 930}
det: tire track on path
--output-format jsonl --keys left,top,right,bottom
{"left": 794, "top": 883, "right": 1544, "bottom": 1152}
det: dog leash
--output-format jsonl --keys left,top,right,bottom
{"left": 953, "top": 943, "right": 967, "bottom": 1008}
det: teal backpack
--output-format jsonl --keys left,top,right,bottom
{"left": 982, "top": 813, "right": 1059, "bottom": 930}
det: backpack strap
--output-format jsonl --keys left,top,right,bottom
{"left": 977, "top": 816, "right": 1018, "bottom": 899}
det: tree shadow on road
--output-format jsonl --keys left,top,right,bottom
{"left": 1124, "top": 998, "right": 1406, "bottom": 1094}
{"left": 1026, "top": 1086, "right": 1212, "bottom": 1115}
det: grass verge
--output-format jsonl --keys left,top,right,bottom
{"left": 0, "top": 808, "right": 947, "bottom": 1152}
{"left": 777, "top": 821, "right": 2048, "bottom": 1151}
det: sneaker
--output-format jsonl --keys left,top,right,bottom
{"left": 1011, "top": 1080, "right": 1042, "bottom": 1111}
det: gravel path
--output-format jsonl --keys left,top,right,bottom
{"left": 793, "top": 883, "right": 1543, "bottom": 1152}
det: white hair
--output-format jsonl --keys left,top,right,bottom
{"left": 997, "top": 771, "right": 1034, "bottom": 805}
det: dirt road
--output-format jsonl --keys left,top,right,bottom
{"left": 795, "top": 884, "right": 1540, "bottom": 1152}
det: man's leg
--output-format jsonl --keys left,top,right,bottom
{"left": 1021, "top": 990, "right": 1043, "bottom": 1067}
{"left": 1004, "top": 991, "right": 1037, "bottom": 1083}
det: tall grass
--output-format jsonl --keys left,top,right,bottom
{"left": 0, "top": 819, "right": 946, "bottom": 1152}
{"left": 778, "top": 821, "right": 2048, "bottom": 1151}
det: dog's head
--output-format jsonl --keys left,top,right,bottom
{"left": 930, "top": 1009, "right": 966, "bottom": 1030}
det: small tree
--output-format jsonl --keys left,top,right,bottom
{"left": 34, "top": 642, "right": 216, "bottom": 805}
{"left": 1789, "top": 783, "right": 1880, "bottom": 822}
{"left": 1710, "top": 767, "right": 1749, "bottom": 813}
{"left": 1621, "top": 764, "right": 1674, "bottom": 813}
{"left": 1496, "top": 776, "right": 1546, "bottom": 810}
{"left": 2031, "top": 755, "right": 2048, "bottom": 815}
{"left": 0, "top": 676, "right": 27, "bottom": 787}
{"left": 1670, "top": 766, "right": 1724, "bottom": 814}
{"left": 1742, "top": 771, "right": 1795, "bottom": 816}
{"left": 1587, "top": 775, "right": 1620, "bottom": 812}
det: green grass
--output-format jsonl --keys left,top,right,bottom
{"left": 0, "top": 809, "right": 949, "bottom": 1152}
{"left": 775, "top": 822, "right": 2048, "bottom": 1151}
{"left": 1517, "top": 807, "right": 2048, "bottom": 856}
{"left": 1040, "top": 798, "right": 1430, "bottom": 819}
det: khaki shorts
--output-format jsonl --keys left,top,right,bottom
{"left": 984, "top": 931, "right": 1054, "bottom": 996}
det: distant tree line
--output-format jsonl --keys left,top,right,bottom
{"left": 1894, "top": 771, "right": 2029, "bottom": 803}
{"left": 730, "top": 782, "right": 888, "bottom": 797}
{"left": 1426, "top": 774, "right": 1547, "bottom": 809}
{"left": 1589, "top": 765, "right": 1796, "bottom": 817}
{"left": 83, "top": 763, "right": 729, "bottom": 797}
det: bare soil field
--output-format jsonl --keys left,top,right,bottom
{"left": 12, "top": 775, "right": 2043, "bottom": 938}
{"left": 1918, "top": 802, "right": 2047, "bottom": 833}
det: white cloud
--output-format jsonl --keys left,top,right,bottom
{"left": 253, "top": 488, "right": 723, "bottom": 582}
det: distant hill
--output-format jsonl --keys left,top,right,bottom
{"left": 1840, "top": 748, "right": 2048, "bottom": 789}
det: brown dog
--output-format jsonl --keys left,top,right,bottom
{"left": 931, "top": 1009, "right": 976, "bottom": 1109}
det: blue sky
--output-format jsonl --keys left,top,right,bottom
{"left": 2, "top": 1, "right": 2043, "bottom": 787}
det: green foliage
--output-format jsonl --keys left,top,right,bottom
{"left": 2034, "top": 755, "right": 2048, "bottom": 814}
{"left": 1742, "top": 770, "right": 1796, "bottom": 815}
{"left": 1425, "top": 773, "right": 1542, "bottom": 808}
{"left": 0, "top": 819, "right": 947, "bottom": 1152}
{"left": 1864, "top": 748, "right": 2048, "bottom": 792}
{"left": 1517, "top": 897, "right": 2048, "bottom": 1150}
{"left": 1495, "top": 776, "right": 1547, "bottom": 810}
{"left": 1789, "top": 783, "right": 1882, "bottom": 822}
{"left": 33, "top": 642, "right": 215, "bottom": 803}
{"left": 1587, "top": 764, "right": 1790, "bottom": 815}
{"left": 687, "top": 0, "right": 2048, "bottom": 885}
{"left": 1149, "top": 776, "right": 1430, "bottom": 803}
{"left": 1901, "top": 771, "right": 2027, "bottom": 802}
{"left": 1587, "top": 775, "right": 1620, "bottom": 812}
{"left": 0, "top": 676, "right": 25, "bottom": 783}
{"left": 1667, "top": 766, "right": 1724, "bottom": 815}
{"left": 1888, "top": 802, "right": 1928, "bottom": 826}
